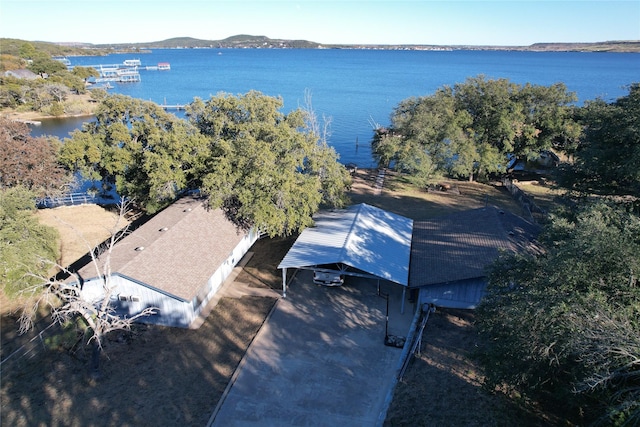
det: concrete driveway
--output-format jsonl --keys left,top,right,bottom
{"left": 208, "top": 270, "right": 417, "bottom": 427}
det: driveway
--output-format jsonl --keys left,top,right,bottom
{"left": 208, "top": 270, "right": 417, "bottom": 426}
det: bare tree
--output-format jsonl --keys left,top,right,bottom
{"left": 301, "top": 88, "right": 332, "bottom": 144}
{"left": 19, "top": 200, "right": 156, "bottom": 378}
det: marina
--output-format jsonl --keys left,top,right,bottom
{"left": 64, "top": 58, "right": 171, "bottom": 84}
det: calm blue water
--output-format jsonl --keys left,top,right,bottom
{"left": 33, "top": 49, "right": 639, "bottom": 167}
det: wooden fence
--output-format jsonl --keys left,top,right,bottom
{"left": 501, "top": 177, "right": 547, "bottom": 223}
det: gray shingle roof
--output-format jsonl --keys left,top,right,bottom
{"left": 409, "top": 207, "right": 540, "bottom": 287}
{"left": 4, "top": 69, "right": 39, "bottom": 80}
{"left": 75, "top": 196, "right": 247, "bottom": 301}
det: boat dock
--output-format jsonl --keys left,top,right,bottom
{"left": 68, "top": 59, "right": 171, "bottom": 84}
{"left": 159, "top": 104, "right": 186, "bottom": 111}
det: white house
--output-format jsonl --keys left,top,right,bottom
{"left": 72, "top": 195, "right": 258, "bottom": 328}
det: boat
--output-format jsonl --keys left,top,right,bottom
{"left": 123, "top": 59, "right": 141, "bottom": 67}
{"left": 157, "top": 62, "right": 171, "bottom": 71}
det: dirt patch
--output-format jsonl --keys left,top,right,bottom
{"left": 1, "top": 296, "right": 275, "bottom": 427}
{"left": 349, "top": 169, "right": 523, "bottom": 220}
{"left": 234, "top": 235, "right": 297, "bottom": 290}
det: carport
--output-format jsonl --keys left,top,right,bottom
{"left": 278, "top": 203, "right": 413, "bottom": 310}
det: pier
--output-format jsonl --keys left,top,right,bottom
{"left": 159, "top": 104, "right": 186, "bottom": 111}
{"left": 68, "top": 59, "right": 171, "bottom": 84}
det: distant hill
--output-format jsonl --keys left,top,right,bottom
{"left": 0, "top": 38, "right": 112, "bottom": 57}
{"left": 94, "top": 35, "right": 322, "bottom": 50}
{"left": 525, "top": 41, "right": 640, "bottom": 53}
{"left": 2, "top": 36, "right": 639, "bottom": 54}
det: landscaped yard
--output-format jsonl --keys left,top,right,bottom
{"left": 1, "top": 170, "right": 556, "bottom": 426}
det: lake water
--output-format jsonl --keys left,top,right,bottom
{"left": 33, "top": 48, "right": 639, "bottom": 167}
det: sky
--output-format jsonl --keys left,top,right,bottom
{"left": 1, "top": 0, "right": 639, "bottom": 46}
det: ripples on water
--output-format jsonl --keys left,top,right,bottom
{"left": 34, "top": 49, "right": 639, "bottom": 167}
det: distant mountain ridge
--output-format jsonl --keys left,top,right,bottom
{"left": 2, "top": 35, "right": 639, "bottom": 53}
{"left": 94, "top": 36, "right": 640, "bottom": 52}
{"left": 94, "top": 35, "right": 322, "bottom": 50}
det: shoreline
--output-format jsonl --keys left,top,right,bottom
{"left": 2, "top": 111, "right": 96, "bottom": 123}
{"left": 1, "top": 92, "right": 98, "bottom": 123}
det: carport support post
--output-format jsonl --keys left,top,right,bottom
{"left": 281, "top": 268, "right": 287, "bottom": 298}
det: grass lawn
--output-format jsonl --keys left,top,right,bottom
{"left": 1, "top": 170, "right": 556, "bottom": 426}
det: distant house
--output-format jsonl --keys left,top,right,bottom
{"left": 72, "top": 196, "right": 259, "bottom": 328}
{"left": 409, "top": 207, "right": 541, "bottom": 309}
{"left": 3, "top": 69, "right": 40, "bottom": 80}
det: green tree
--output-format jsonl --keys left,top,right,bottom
{"left": 563, "top": 83, "right": 640, "bottom": 194}
{"left": 72, "top": 66, "right": 99, "bottom": 82}
{"left": 60, "top": 94, "right": 209, "bottom": 213}
{"left": 376, "top": 76, "right": 578, "bottom": 182}
{"left": 476, "top": 202, "right": 640, "bottom": 425}
{"left": 188, "top": 91, "right": 350, "bottom": 236}
{"left": 27, "top": 52, "right": 67, "bottom": 76}
{"left": 18, "top": 42, "right": 36, "bottom": 60}
{"left": 0, "top": 186, "right": 59, "bottom": 296}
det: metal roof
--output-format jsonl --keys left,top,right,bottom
{"left": 278, "top": 203, "right": 414, "bottom": 286}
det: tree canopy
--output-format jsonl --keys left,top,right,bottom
{"left": 0, "top": 117, "right": 72, "bottom": 196}
{"left": 373, "top": 76, "right": 579, "bottom": 182}
{"left": 187, "top": 90, "right": 351, "bottom": 236}
{"left": 476, "top": 201, "right": 640, "bottom": 424}
{"left": 60, "top": 94, "right": 209, "bottom": 214}
{"left": 62, "top": 91, "right": 351, "bottom": 236}
{"left": 560, "top": 83, "right": 640, "bottom": 195}
{"left": 0, "top": 186, "right": 59, "bottom": 296}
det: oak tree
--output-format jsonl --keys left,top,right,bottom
{"left": 60, "top": 94, "right": 209, "bottom": 213}
{"left": 0, "top": 186, "right": 59, "bottom": 296}
{"left": 187, "top": 91, "right": 350, "bottom": 236}
{"left": 476, "top": 202, "right": 640, "bottom": 425}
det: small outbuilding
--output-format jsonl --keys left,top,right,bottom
{"left": 409, "top": 207, "right": 540, "bottom": 309}
{"left": 72, "top": 195, "right": 258, "bottom": 328}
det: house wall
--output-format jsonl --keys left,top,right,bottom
{"left": 417, "top": 277, "right": 487, "bottom": 310}
{"left": 193, "top": 229, "right": 259, "bottom": 318}
{"left": 80, "top": 275, "right": 195, "bottom": 327}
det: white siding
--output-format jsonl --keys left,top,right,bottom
{"left": 78, "top": 228, "right": 259, "bottom": 328}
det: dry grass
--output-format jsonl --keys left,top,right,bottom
{"left": 1, "top": 296, "right": 275, "bottom": 427}
{"left": 515, "top": 180, "right": 566, "bottom": 213}
{"left": 1, "top": 92, "right": 98, "bottom": 121}
{"left": 349, "top": 169, "right": 524, "bottom": 220}
{"left": 384, "top": 309, "right": 551, "bottom": 427}
{"left": 36, "top": 204, "right": 129, "bottom": 270}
